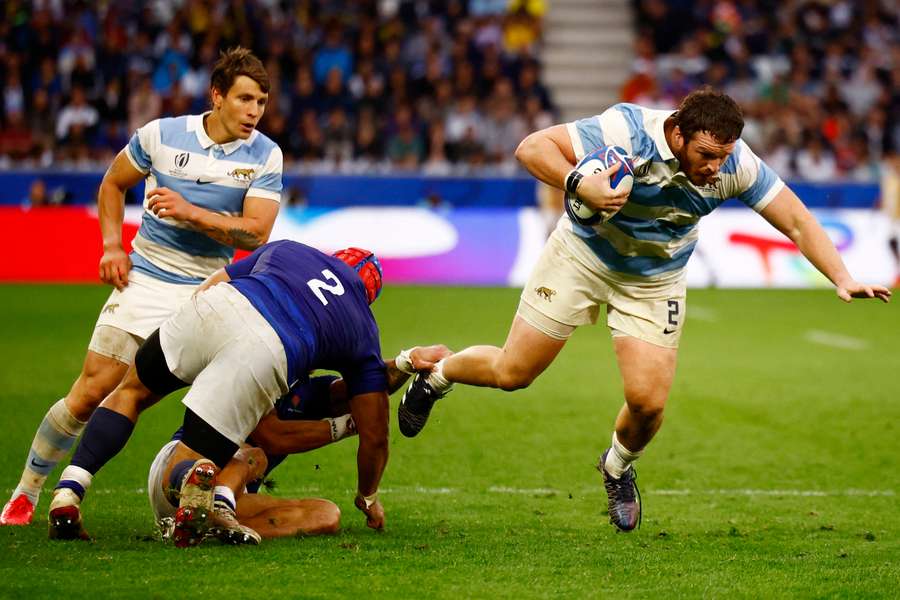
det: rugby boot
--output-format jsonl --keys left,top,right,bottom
{"left": 209, "top": 504, "right": 261, "bottom": 545}
{"left": 171, "top": 459, "right": 217, "bottom": 548}
{"left": 1, "top": 494, "right": 35, "bottom": 526}
{"left": 398, "top": 374, "right": 451, "bottom": 437}
{"left": 598, "top": 449, "right": 642, "bottom": 531}
{"left": 48, "top": 488, "right": 90, "bottom": 540}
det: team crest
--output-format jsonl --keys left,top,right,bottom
{"left": 535, "top": 286, "right": 556, "bottom": 302}
{"left": 228, "top": 168, "right": 255, "bottom": 182}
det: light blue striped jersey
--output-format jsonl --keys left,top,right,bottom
{"left": 562, "top": 103, "right": 784, "bottom": 279}
{"left": 123, "top": 112, "right": 283, "bottom": 284}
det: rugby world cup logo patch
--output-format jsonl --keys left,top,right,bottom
{"left": 175, "top": 152, "right": 190, "bottom": 168}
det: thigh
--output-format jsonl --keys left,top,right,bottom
{"left": 236, "top": 496, "right": 338, "bottom": 538}
{"left": 499, "top": 315, "right": 567, "bottom": 379}
{"left": 87, "top": 325, "right": 142, "bottom": 365}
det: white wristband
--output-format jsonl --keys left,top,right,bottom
{"left": 394, "top": 347, "right": 417, "bottom": 374}
{"left": 325, "top": 414, "right": 356, "bottom": 441}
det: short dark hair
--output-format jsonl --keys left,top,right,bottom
{"left": 672, "top": 88, "right": 743, "bottom": 144}
{"left": 210, "top": 47, "right": 269, "bottom": 96}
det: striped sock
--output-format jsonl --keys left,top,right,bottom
{"left": 213, "top": 486, "right": 236, "bottom": 513}
{"left": 13, "top": 399, "right": 86, "bottom": 505}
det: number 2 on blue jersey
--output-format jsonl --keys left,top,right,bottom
{"left": 307, "top": 269, "right": 345, "bottom": 305}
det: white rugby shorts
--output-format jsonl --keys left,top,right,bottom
{"left": 518, "top": 228, "right": 687, "bottom": 348}
{"left": 159, "top": 283, "right": 290, "bottom": 445}
{"left": 89, "top": 270, "right": 197, "bottom": 363}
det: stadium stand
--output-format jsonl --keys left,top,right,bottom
{"left": 0, "top": 1, "right": 554, "bottom": 173}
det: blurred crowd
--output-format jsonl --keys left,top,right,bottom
{"left": 626, "top": 0, "right": 899, "bottom": 182}
{"left": 0, "top": 0, "right": 552, "bottom": 173}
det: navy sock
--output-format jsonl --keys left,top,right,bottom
{"left": 69, "top": 407, "right": 135, "bottom": 475}
{"left": 167, "top": 460, "right": 195, "bottom": 492}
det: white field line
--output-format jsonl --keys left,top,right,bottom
{"left": 54, "top": 486, "right": 895, "bottom": 498}
{"left": 804, "top": 329, "right": 869, "bottom": 351}
{"left": 688, "top": 306, "right": 719, "bottom": 322}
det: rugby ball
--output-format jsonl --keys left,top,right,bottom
{"left": 565, "top": 145, "right": 635, "bottom": 226}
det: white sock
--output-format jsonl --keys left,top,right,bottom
{"left": 604, "top": 432, "right": 643, "bottom": 479}
{"left": 14, "top": 399, "right": 86, "bottom": 505}
{"left": 425, "top": 359, "right": 452, "bottom": 392}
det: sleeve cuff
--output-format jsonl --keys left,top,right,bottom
{"left": 124, "top": 147, "right": 150, "bottom": 174}
{"left": 752, "top": 179, "right": 785, "bottom": 213}
{"left": 246, "top": 188, "right": 282, "bottom": 202}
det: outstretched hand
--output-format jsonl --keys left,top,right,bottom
{"left": 836, "top": 281, "right": 891, "bottom": 303}
{"left": 409, "top": 344, "right": 453, "bottom": 372}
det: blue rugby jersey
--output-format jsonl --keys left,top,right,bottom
{"left": 562, "top": 103, "right": 784, "bottom": 279}
{"left": 224, "top": 240, "right": 387, "bottom": 394}
{"left": 124, "top": 112, "right": 283, "bottom": 285}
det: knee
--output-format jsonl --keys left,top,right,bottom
{"left": 494, "top": 363, "right": 536, "bottom": 392}
{"left": 624, "top": 388, "right": 667, "bottom": 421}
{"left": 310, "top": 500, "right": 341, "bottom": 535}
{"left": 69, "top": 371, "right": 117, "bottom": 415}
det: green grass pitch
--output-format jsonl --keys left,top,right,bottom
{"left": 0, "top": 284, "right": 897, "bottom": 598}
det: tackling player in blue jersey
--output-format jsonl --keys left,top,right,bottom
{"left": 47, "top": 241, "right": 396, "bottom": 543}
{"left": 398, "top": 89, "right": 891, "bottom": 531}
{"left": 2, "top": 47, "right": 283, "bottom": 526}
{"left": 148, "top": 346, "right": 449, "bottom": 544}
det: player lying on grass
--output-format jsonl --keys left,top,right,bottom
{"left": 47, "top": 240, "right": 393, "bottom": 542}
{"left": 398, "top": 88, "right": 892, "bottom": 532}
{"left": 2, "top": 47, "right": 284, "bottom": 526}
{"left": 149, "top": 348, "right": 450, "bottom": 545}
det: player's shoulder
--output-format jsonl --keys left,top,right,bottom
{"left": 239, "top": 129, "right": 282, "bottom": 164}
{"left": 721, "top": 138, "right": 763, "bottom": 177}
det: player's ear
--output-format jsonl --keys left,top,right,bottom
{"left": 671, "top": 125, "right": 684, "bottom": 151}
{"left": 210, "top": 86, "right": 223, "bottom": 109}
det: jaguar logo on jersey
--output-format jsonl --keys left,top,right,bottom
{"left": 535, "top": 286, "right": 556, "bottom": 302}
{"left": 228, "top": 168, "right": 255, "bottom": 182}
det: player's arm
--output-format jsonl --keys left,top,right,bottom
{"left": 97, "top": 151, "right": 146, "bottom": 290}
{"left": 515, "top": 124, "right": 627, "bottom": 214}
{"left": 249, "top": 412, "right": 335, "bottom": 455}
{"left": 349, "top": 389, "right": 389, "bottom": 530}
{"left": 760, "top": 186, "right": 891, "bottom": 303}
{"left": 145, "top": 193, "right": 279, "bottom": 251}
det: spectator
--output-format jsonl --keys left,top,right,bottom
{"left": 795, "top": 135, "right": 838, "bottom": 182}
{"left": 128, "top": 76, "right": 162, "bottom": 135}
{"left": 386, "top": 104, "right": 424, "bottom": 169}
{"left": 312, "top": 23, "right": 353, "bottom": 85}
{"left": 56, "top": 86, "right": 98, "bottom": 143}
{"left": 0, "top": 111, "right": 35, "bottom": 160}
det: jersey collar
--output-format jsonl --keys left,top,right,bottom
{"left": 188, "top": 112, "right": 246, "bottom": 155}
{"left": 651, "top": 110, "right": 677, "bottom": 163}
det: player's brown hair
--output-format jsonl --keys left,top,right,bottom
{"left": 209, "top": 47, "right": 270, "bottom": 96}
{"left": 671, "top": 88, "right": 743, "bottom": 144}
